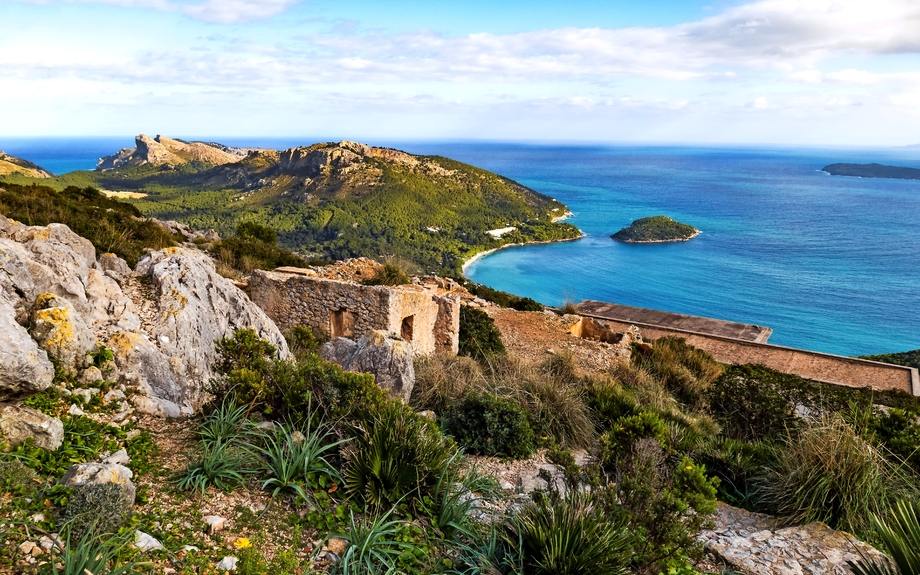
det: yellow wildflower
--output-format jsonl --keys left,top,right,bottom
{"left": 233, "top": 538, "right": 251, "bottom": 550}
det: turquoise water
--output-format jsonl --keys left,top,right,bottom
{"left": 398, "top": 144, "right": 920, "bottom": 357}
{"left": 2, "top": 138, "right": 918, "bottom": 356}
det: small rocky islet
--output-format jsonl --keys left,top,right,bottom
{"left": 611, "top": 215, "right": 699, "bottom": 243}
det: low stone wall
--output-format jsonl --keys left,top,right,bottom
{"left": 579, "top": 316, "right": 919, "bottom": 395}
{"left": 248, "top": 269, "right": 460, "bottom": 355}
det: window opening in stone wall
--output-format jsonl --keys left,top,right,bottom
{"left": 401, "top": 315, "right": 415, "bottom": 342}
{"left": 331, "top": 309, "right": 355, "bottom": 338}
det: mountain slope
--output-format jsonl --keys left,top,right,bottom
{"left": 4, "top": 137, "right": 580, "bottom": 274}
{"left": 0, "top": 151, "right": 54, "bottom": 178}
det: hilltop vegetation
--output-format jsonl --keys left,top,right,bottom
{"left": 861, "top": 349, "right": 920, "bottom": 370}
{"left": 612, "top": 215, "right": 699, "bottom": 243}
{"left": 6, "top": 137, "right": 581, "bottom": 275}
{"left": 0, "top": 151, "right": 53, "bottom": 179}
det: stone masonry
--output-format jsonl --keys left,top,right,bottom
{"left": 247, "top": 268, "right": 460, "bottom": 355}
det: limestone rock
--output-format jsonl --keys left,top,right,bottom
{"left": 321, "top": 330, "right": 415, "bottom": 402}
{"left": 0, "top": 301, "right": 54, "bottom": 402}
{"left": 203, "top": 515, "right": 226, "bottom": 534}
{"left": 30, "top": 293, "right": 97, "bottom": 370}
{"left": 134, "top": 530, "right": 164, "bottom": 552}
{"left": 95, "top": 253, "right": 132, "bottom": 278}
{"left": 133, "top": 247, "right": 289, "bottom": 410}
{"left": 61, "top": 462, "right": 136, "bottom": 506}
{"left": 84, "top": 268, "right": 141, "bottom": 333}
{"left": 0, "top": 405, "right": 64, "bottom": 450}
{"left": 101, "top": 448, "right": 131, "bottom": 466}
{"left": 216, "top": 556, "right": 238, "bottom": 571}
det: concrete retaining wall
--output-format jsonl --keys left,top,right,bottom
{"left": 582, "top": 316, "right": 919, "bottom": 396}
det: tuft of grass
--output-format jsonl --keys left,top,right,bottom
{"left": 173, "top": 443, "right": 251, "bottom": 494}
{"left": 51, "top": 530, "right": 150, "bottom": 575}
{"left": 252, "top": 415, "right": 346, "bottom": 503}
{"left": 632, "top": 337, "right": 724, "bottom": 408}
{"left": 756, "top": 415, "right": 919, "bottom": 537}
{"left": 329, "top": 507, "right": 412, "bottom": 575}
{"left": 362, "top": 260, "right": 412, "bottom": 286}
{"left": 510, "top": 491, "right": 632, "bottom": 575}
{"left": 196, "top": 397, "right": 257, "bottom": 451}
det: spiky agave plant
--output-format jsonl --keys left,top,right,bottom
{"left": 849, "top": 499, "right": 920, "bottom": 575}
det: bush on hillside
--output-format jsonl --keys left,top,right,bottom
{"left": 442, "top": 393, "right": 536, "bottom": 459}
{"left": 0, "top": 182, "right": 177, "bottom": 266}
{"left": 236, "top": 221, "right": 277, "bottom": 245}
{"left": 463, "top": 282, "right": 544, "bottom": 311}
{"left": 458, "top": 306, "right": 505, "bottom": 360}
{"left": 58, "top": 483, "right": 134, "bottom": 542}
{"left": 363, "top": 261, "right": 411, "bottom": 286}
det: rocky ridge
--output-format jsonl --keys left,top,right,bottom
{"left": 96, "top": 134, "right": 253, "bottom": 170}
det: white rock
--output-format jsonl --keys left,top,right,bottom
{"left": 134, "top": 531, "right": 164, "bottom": 552}
{"left": 67, "top": 404, "right": 85, "bottom": 416}
{"left": 101, "top": 448, "right": 130, "bottom": 466}
{"left": 216, "top": 556, "right": 238, "bottom": 571}
{"left": 203, "top": 515, "right": 226, "bottom": 534}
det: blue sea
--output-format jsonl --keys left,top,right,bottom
{"left": 2, "top": 137, "right": 919, "bottom": 356}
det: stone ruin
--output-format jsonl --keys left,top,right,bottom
{"left": 247, "top": 266, "right": 461, "bottom": 356}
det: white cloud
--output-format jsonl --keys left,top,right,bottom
{"left": 825, "top": 69, "right": 879, "bottom": 84}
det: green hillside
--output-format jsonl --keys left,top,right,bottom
{"left": 861, "top": 349, "right": 920, "bottom": 370}
{"left": 5, "top": 140, "right": 580, "bottom": 274}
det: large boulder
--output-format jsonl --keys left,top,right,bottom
{"left": 0, "top": 301, "right": 54, "bottom": 402}
{"left": 0, "top": 404, "right": 63, "bottom": 450}
{"left": 321, "top": 330, "right": 415, "bottom": 402}
{"left": 30, "top": 293, "right": 97, "bottom": 371}
{"left": 133, "top": 247, "right": 289, "bottom": 410}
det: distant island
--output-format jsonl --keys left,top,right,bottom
{"left": 822, "top": 163, "right": 920, "bottom": 180}
{"left": 611, "top": 216, "right": 699, "bottom": 243}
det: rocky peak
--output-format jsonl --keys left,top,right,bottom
{"left": 96, "top": 134, "right": 249, "bottom": 171}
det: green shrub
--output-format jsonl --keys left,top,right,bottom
{"left": 706, "top": 364, "right": 805, "bottom": 441}
{"left": 214, "top": 328, "right": 278, "bottom": 376}
{"left": 462, "top": 282, "right": 544, "bottom": 311}
{"left": 586, "top": 383, "right": 640, "bottom": 431}
{"left": 211, "top": 235, "right": 308, "bottom": 278}
{"left": 632, "top": 337, "right": 723, "bottom": 407}
{"left": 342, "top": 402, "right": 456, "bottom": 509}
{"left": 442, "top": 393, "right": 536, "bottom": 459}
{"left": 600, "top": 411, "right": 667, "bottom": 466}
{"left": 698, "top": 437, "right": 773, "bottom": 510}
{"left": 756, "top": 415, "right": 919, "bottom": 537}
{"left": 459, "top": 306, "right": 505, "bottom": 360}
{"left": 58, "top": 483, "right": 133, "bottom": 542}
{"left": 237, "top": 221, "right": 277, "bottom": 245}
{"left": 412, "top": 353, "right": 485, "bottom": 413}
{"left": 0, "top": 458, "right": 39, "bottom": 495}
{"left": 849, "top": 499, "right": 920, "bottom": 575}
{"left": 196, "top": 397, "right": 257, "bottom": 451}
{"left": 870, "top": 408, "right": 920, "bottom": 474}
{"left": 287, "top": 324, "right": 325, "bottom": 358}
{"left": 509, "top": 491, "right": 632, "bottom": 575}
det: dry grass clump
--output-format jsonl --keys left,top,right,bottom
{"left": 757, "top": 414, "right": 919, "bottom": 536}
{"left": 632, "top": 337, "right": 724, "bottom": 408}
{"left": 412, "top": 351, "right": 596, "bottom": 448}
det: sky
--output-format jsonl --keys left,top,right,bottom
{"left": 2, "top": 0, "right": 920, "bottom": 145}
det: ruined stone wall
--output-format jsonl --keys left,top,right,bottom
{"left": 247, "top": 269, "right": 460, "bottom": 355}
{"left": 584, "top": 317, "right": 919, "bottom": 395}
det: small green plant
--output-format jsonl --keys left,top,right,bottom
{"left": 253, "top": 417, "right": 347, "bottom": 503}
{"left": 197, "top": 397, "right": 257, "bottom": 451}
{"left": 329, "top": 507, "right": 412, "bottom": 575}
{"left": 509, "top": 491, "right": 632, "bottom": 575}
{"left": 87, "top": 345, "right": 115, "bottom": 370}
{"left": 458, "top": 306, "right": 505, "bottom": 361}
{"left": 288, "top": 324, "right": 326, "bottom": 358}
{"left": 173, "top": 443, "right": 250, "bottom": 494}
{"left": 849, "top": 499, "right": 920, "bottom": 575}
{"left": 342, "top": 402, "right": 456, "bottom": 509}
{"left": 420, "top": 451, "right": 494, "bottom": 541}
{"left": 442, "top": 393, "right": 536, "bottom": 459}
{"left": 586, "top": 382, "right": 639, "bottom": 431}
{"left": 50, "top": 529, "right": 150, "bottom": 575}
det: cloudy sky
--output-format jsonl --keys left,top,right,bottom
{"left": 2, "top": 0, "right": 920, "bottom": 145}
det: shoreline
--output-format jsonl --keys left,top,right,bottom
{"left": 613, "top": 229, "right": 701, "bottom": 244}
{"left": 461, "top": 232, "right": 586, "bottom": 276}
